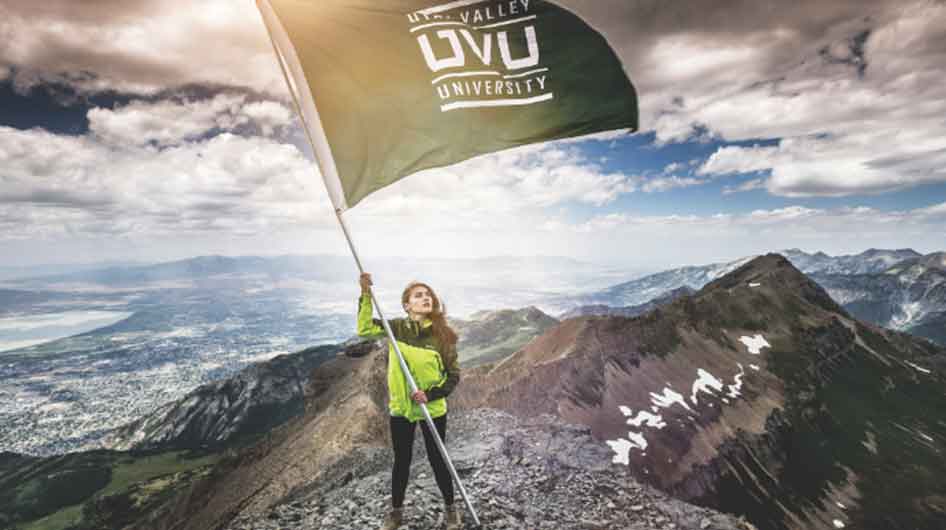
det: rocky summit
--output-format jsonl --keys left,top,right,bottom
{"left": 227, "top": 408, "right": 754, "bottom": 530}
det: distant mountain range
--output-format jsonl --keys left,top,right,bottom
{"left": 565, "top": 248, "right": 927, "bottom": 310}
{"left": 556, "top": 256, "right": 754, "bottom": 309}
{"left": 13, "top": 255, "right": 356, "bottom": 286}
{"left": 812, "top": 252, "right": 946, "bottom": 345}
{"left": 8, "top": 254, "right": 605, "bottom": 288}
{"left": 562, "top": 248, "right": 945, "bottom": 345}
{"left": 560, "top": 286, "right": 696, "bottom": 320}
{"left": 0, "top": 261, "right": 145, "bottom": 282}
{"left": 781, "top": 248, "right": 922, "bottom": 275}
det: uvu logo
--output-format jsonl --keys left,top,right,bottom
{"left": 408, "top": 0, "right": 553, "bottom": 112}
{"left": 417, "top": 27, "right": 539, "bottom": 72}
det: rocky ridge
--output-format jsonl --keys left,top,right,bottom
{"left": 227, "top": 408, "right": 754, "bottom": 530}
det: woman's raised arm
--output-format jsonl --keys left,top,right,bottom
{"left": 356, "top": 272, "right": 385, "bottom": 337}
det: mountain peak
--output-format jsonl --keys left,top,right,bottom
{"left": 701, "top": 253, "right": 845, "bottom": 315}
{"left": 702, "top": 252, "right": 797, "bottom": 287}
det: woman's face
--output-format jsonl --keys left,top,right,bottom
{"left": 404, "top": 285, "right": 434, "bottom": 317}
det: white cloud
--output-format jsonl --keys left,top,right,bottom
{"left": 722, "top": 178, "right": 766, "bottom": 195}
{"left": 663, "top": 162, "right": 684, "bottom": 174}
{"left": 6, "top": 0, "right": 945, "bottom": 199}
{"left": 700, "top": 132, "right": 946, "bottom": 197}
{"left": 0, "top": 0, "right": 284, "bottom": 96}
{"left": 87, "top": 95, "right": 294, "bottom": 147}
{"left": 89, "top": 94, "right": 242, "bottom": 147}
{"left": 0, "top": 125, "right": 330, "bottom": 241}
{"left": 2, "top": 0, "right": 944, "bottom": 267}
{"left": 241, "top": 101, "right": 293, "bottom": 136}
{"left": 358, "top": 144, "right": 640, "bottom": 216}
{"left": 699, "top": 145, "right": 781, "bottom": 177}
{"left": 0, "top": 124, "right": 644, "bottom": 262}
{"left": 747, "top": 206, "right": 822, "bottom": 223}
{"left": 914, "top": 201, "right": 946, "bottom": 219}
{"left": 642, "top": 175, "right": 704, "bottom": 193}
{"left": 566, "top": 204, "right": 942, "bottom": 237}
{"left": 558, "top": 0, "right": 946, "bottom": 197}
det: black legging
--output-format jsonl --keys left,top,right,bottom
{"left": 390, "top": 414, "right": 454, "bottom": 508}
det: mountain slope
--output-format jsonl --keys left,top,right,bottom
{"left": 0, "top": 343, "right": 390, "bottom": 530}
{"left": 454, "top": 254, "right": 946, "bottom": 530}
{"left": 0, "top": 448, "right": 219, "bottom": 530}
{"left": 144, "top": 344, "right": 392, "bottom": 530}
{"left": 451, "top": 306, "right": 559, "bottom": 367}
{"left": 103, "top": 344, "right": 343, "bottom": 451}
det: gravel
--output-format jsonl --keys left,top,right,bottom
{"left": 227, "top": 408, "right": 754, "bottom": 530}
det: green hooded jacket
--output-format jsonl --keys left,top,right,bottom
{"left": 357, "top": 293, "right": 460, "bottom": 422}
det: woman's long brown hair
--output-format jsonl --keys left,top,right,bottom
{"left": 401, "top": 281, "right": 458, "bottom": 348}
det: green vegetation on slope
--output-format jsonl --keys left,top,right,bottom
{"left": 0, "top": 449, "right": 219, "bottom": 530}
{"left": 453, "top": 307, "right": 559, "bottom": 367}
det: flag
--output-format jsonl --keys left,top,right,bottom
{"left": 258, "top": 0, "right": 638, "bottom": 211}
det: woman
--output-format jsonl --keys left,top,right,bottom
{"left": 357, "top": 272, "right": 462, "bottom": 530}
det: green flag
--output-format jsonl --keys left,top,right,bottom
{"left": 258, "top": 0, "right": 638, "bottom": 211}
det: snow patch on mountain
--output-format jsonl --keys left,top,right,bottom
{"left": 726, "top": 364, "right": 746, "bottom": 399}
{"left": 650, "top": 387, "right": 692, "bottom": 411}
{"left": 740, "top": 334, "right": 771, "bottom": 354}
{"left": 620, "top": 406, "right": 668, "bottom": 429}
{"left": 691, "top": 369, "right": 725, "bottom": 405}
{"left": 905, "top": 360, "right": 932, "bottom": 374}
{"left": 608, "top": 362, "right": 755, "bottom": 465}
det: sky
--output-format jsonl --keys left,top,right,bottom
{"left": 1, "top": 0, "right": 944, "bottom": 270}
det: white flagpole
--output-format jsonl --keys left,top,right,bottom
{"left": 255, "top": 1, "right": 481, "bottom": 526}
